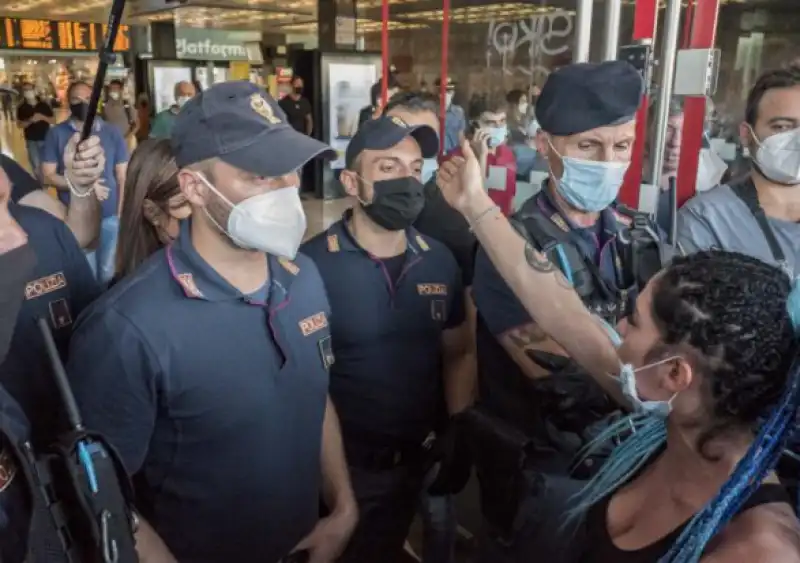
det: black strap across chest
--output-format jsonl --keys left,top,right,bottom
{"left": 729, "top": 179, "right": 786, "bottom": 264}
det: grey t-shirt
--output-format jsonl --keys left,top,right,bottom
{"left": 677, "top": 184, "right": 800, "bottom": 276}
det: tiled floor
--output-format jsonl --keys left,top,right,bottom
{"left": 1, "top": 115, "right": 353, "bottom": 239}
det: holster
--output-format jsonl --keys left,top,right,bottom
{"left": 461, "top": 405, "right": 542, "bottom": 543}
{"left": 26, "top": 430, "right": 138, "bottom": 563}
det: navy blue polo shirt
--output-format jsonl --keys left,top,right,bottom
{"left": 0, "top": 385, "right": 33, "bottom": 563}
{"left": 66, "top": 221, "right": 331, "bottom": 563}
{"left": 301, "top": 214, "right": 465, "bottom": 443}
{"left": 41, "top": 118, "right": 129, "bottom": 218}
{"left": 473, "top": 187, "right": 632, "bottom": 336}
{"left": 1, "top": 203, "right": 100, "bottom": 446}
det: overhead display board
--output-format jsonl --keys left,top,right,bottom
{"left": 0, "top": 17, "right": 130, "bottom": 52}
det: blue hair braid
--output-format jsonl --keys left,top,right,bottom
{"left": 565, "top": 413, "right": 668, "bottom": 523}
{"left": 658, "top": 280, "right": 800, "bottom": 563}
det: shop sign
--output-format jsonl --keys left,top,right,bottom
{"left": 0, "top": 17, "right": 130, "bottom": 52}
{"left": 175, "top": 28, "right": 249, "bottom": 61}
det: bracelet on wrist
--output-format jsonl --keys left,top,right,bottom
{"left": 469, "top": 205, "right": 501, "bottom": 232}
{"left": 65, "top": 174, "right": 93, "bottom": 198}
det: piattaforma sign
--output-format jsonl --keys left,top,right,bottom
{"left": 174, "top": 28, "right": 250, "bottom": 61}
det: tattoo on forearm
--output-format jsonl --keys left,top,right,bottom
{"left": 523, "top": 241, "right": 574, "bottom": 289}
{"left": 508, "top": 324, "right": 549, "bottom": 349}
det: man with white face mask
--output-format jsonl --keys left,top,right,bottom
{"left": 149, "top": 80, "right": 195, "bottom": 139}
{"left": 468, "top": 61, "right": 667, "bottom": 559}
{"left": 678, "top": 67, "right": 800, "bottom": 277}
{"left": 66, "top": 81, "right": 359, "bottom": 563}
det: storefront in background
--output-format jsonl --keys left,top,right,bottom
{"left": 0, "top": 15, "right": 131, "bottom": 107}
{"left": 145, "top": 26, "right": 263, "bottom": 113}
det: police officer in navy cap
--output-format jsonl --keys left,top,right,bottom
{"left": 468, "top": 61, "right": 667, "bottom": 561}
{"left": 66, "top": 81, "right": 358, "bottom": 563}
{"left": 301, "top": 116, "right": 474, "bottom": 562}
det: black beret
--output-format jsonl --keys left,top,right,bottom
{"left": 535, "top": 61, "right": 644, "bottom": 136}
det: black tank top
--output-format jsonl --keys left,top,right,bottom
{"left": 580, "top": 481, "right": 791, "bottom": 563}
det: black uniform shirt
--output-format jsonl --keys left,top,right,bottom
{"left": 1, "top": 203, "right": 99, "bottom": 446}
{"left": 278, "top": 95, "right": 312, "bottom": 134}
{"left": 66, "top": 220, "right": 332, "bottom": 563}
{"left": 301, "top": 212, "right": 465, "bottom": 444}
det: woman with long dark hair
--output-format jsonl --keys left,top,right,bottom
{"left": 436, "top": 144, "right": 800, "bottom": 562}
{"left": 115, "top": 138, "right": 189, "bottom": 280}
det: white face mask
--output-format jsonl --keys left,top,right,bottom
{"left": 176, "top": 96, "right": 191, "bottom": 108}
{"left": 196, "top": 174, "right": 307, "bottom": 259}
{"left": 445, "top": 92, "right": 454, "bottom": 108}
{"left": 518, "top": 102, "right": 529, "bottom": 115}
{"left": 752, "top": 126, "right": 800, "bottom": 185}
{"left": 23, "top": 91, "right": 36, "bottom": 101}
{"left": 109, "top": 91, "right": 120, "bottom": 101}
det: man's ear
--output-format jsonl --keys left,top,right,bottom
{"left": 177, "top": 169, "right": 208, "bottom": 207}
{"left": 340, "top": 170, "right": 360, "bottom": 198}
{"left": 739, "top": 121, "right": 758, "bottom": 156}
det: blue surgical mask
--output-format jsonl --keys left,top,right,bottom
{"left": 421, "top": 158, "right": 439, "bottom": 184}
{"left": 549, "top": 142, "right": 629, "bottom": 212}
{"left": 488, "top": 126, "right": 508, "bottom": 148}
{"left": 618, "top": 358, "right": 679, "bottom": 418}
{"left": 595, "top": 315, "right": 678, "bottom": 418}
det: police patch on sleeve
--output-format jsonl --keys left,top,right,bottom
{"left": 318, "top": 336, "right": 335, "bottom": 370}
{"left": 0, "top": 449, "right": 17, "bottom": 493}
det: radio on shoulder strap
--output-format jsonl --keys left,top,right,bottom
{"left": 33, "top": 318, "right": 138, "bottom": 563}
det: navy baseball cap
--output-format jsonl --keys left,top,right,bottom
{"left": 345, "top": 116, "right": 439, "bottom": 169}
{"left": 171, "top": 80, "right": 335, "bottom": 176}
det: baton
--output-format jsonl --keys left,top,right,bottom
{"left": 80, "top": 0, "right": 127, "bottom": 142}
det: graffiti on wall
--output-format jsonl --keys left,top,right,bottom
{"left": 486, "top": 11, "right": 574, "bottom": 83}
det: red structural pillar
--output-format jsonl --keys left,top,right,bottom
{"left": 618, "top": 0, "right": 658, "bottom": 209}
{"left": 438, "top": 0, "right": 451, "bottom": 156}
{"left": 381, "top": 0, "right": 390, "bottom": 105}
{"left": 676, "top": 0, "right": 720, "bottom": 207}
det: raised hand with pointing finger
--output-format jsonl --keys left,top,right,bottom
{"left": 436, "top": 139, "right": 495, "bottom": 219}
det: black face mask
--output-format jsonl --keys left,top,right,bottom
{"left": 0, "top": 244, "right": 37, "bottom": 365}
{"left": 361, "top": 176, "right": 425, "bottom": 231}
{"left": 294, "top": 86, "right": 304, "bottom": 94}
{"left": 69, "top": 101, "right": 89, "bottom": 121}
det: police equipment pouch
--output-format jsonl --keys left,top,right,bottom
{"left": 617, "top": 205, "right": 670, "bottom": 287}
{"left": 461, "top": 405, "right": 541, "bottom": 542}
{"left": 32, "top": 318, "right": 138, "bottom": 563}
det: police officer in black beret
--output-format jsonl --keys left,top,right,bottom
{"left": 467, "top": 61, "right": 667, "bottom": 561}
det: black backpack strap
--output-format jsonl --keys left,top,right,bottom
{"left": 729, "top": 179, "right": 786, "bottom": 263}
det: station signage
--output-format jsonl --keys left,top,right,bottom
{"left": 174, "top": 28, "right": 249, "bottom": 62}
{"left": 0, "top": 17, "right": 130, "bottom": 52}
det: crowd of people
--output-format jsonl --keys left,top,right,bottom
{"left": 0, "top": 57, "right": 799, "bottom": 563}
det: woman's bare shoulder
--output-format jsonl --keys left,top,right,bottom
{"left": 704, "top": 504, "right": 800, "bottom": 562}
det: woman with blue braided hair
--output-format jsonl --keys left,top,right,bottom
{"left": 435, "top": 141, "right": 800, "bottom": 562}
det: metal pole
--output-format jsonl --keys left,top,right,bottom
{"left": 647, "top": 0, "right": 682, "bottom": 189}
{"left": 602, "top": 0, "right": 622, "bottom": 61}
{"left": 574, "top": 0, "right": 593, "bottom": 63}
{"left": 439, "top": 0, "right": 450, "bottom": 156}
{"left": 381, "top": 0, "right": 389, "bottom": 106}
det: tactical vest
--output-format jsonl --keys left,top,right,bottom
{"left": 475, "top": 200, "right": 666, "bottom": 466}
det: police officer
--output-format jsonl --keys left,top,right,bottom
{"left": 0, "top": 184, "right": 37, "bottom": 563}
{"left": 1, "top": 134, "right": 105, "bottom": 448}
{"left": 678, "top": 66, "right": 800, "bottom": 275}
{"left": 469, "top": 61, "right": 664, "bottom": 557}
{"left": 65, "top": 82, "right": 357, "bottom": 563}
{"left": 301, "top": 116, "right": 473, "bottom": 563}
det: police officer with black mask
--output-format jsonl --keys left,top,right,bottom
{"left": 468, "top": 61, "right": 668, "bottom": 559}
